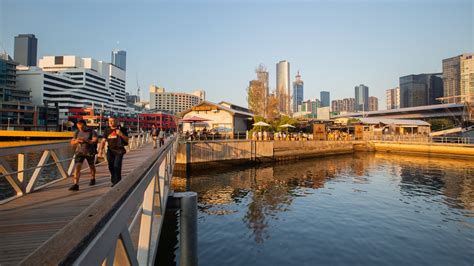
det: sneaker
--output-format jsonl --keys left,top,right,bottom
{"left": 89, "top": 179, "right": 96, "bottom": 186}
{"left": 68, "top": 184, "right": 79, "bottom": 191}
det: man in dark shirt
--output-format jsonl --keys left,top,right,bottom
{"left": 98, "top": 117, "right": 129, "bottom": 186}
{"left": 69, "top": 120, "right": 98, "bottom": 191}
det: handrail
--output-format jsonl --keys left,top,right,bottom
{"left": 20, "top": 134, "right": 179, "bottom": 266}
{"left": 0, "top": 132, "right": 152, "bottom": 203}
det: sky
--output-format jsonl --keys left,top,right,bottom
{"left": 1, "top": 0, "right": 472, "bottom": 109}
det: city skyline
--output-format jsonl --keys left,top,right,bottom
{"left": 1, "top": 0, "right": 472, "bottom": 109}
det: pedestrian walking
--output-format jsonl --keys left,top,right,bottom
{"left": 151, "top": 124, "right": 158, "bottom": 149}
{"left": 158, "top": 128, "right": 165, "bottom": 147}
{"left": 69, "top": 120, "right": 98, "bottom": 191}
{"left": 98, "top": 117, "right": 129, "bottom": 187}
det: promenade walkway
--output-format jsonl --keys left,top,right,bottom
{"left": 0, "top": 144, "right": 160, "bottom": 265}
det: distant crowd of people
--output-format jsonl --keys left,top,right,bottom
{"left": 250, "top": 131, "right": 311, "bottom": 141}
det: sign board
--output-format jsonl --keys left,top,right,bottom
{"left": 354, "top": 125, "right": 364, "bottom": 140}
{"left": 313, "top": 124, "right": 327, "bottom": 141}
{"left": 192, "top": 105, "right": 218, "bottom": 111}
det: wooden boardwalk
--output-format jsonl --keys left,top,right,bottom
{"left": 0, "top": 145, "right": 160, "bottom": 265}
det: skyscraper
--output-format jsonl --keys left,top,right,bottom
{"left": 460, "top": 54, "right": 474, "bottom": 99}
{"left": 443, "top": 53, "right": 474, "bottom": 103}
{"left": 292, "top": 71, "right": 304, "bottom": 113}
{"left": 354, "top": 84, "right": 369, "bottom": 112}
{"left": 386, "top": 87, "right": 400, "bottom": 110}
{"left": 368, "top": 96, "right": 378, "bottom": 111}
{"left": 276, "top": 60, "right": 290, "bottom": 115}
{"left": 14, "top": 34, "right": 38, "bottom": 66}
{"left": 320, "top": 91, "right": 330, "bottom": 107}
{"left": 399, "top": 73, "right": 443, "bottom": 108}
{"left": 111, "top": 49, "right": 127, "bottom": 70}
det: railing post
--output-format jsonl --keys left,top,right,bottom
{"left": 17, "top": 153, "right": 27, "bottom": 185}
{"left": 177, "top": 192, "right": 198, "bottom": 266}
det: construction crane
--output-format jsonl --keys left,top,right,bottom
{"left": 436, "top": 94, "right": 474, "bottom": 125}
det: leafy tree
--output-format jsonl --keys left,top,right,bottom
{"left": 428, "top": 118, "right": 455, "bottom": 131}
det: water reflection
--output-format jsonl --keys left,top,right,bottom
{"left": 173, "top": 153, "right": 474, "bottom": 242}
{"left": 170, "top": 153, "right": 474, "bottom": 265}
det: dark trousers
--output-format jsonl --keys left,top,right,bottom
{"left": 107, "top": 150, "right": 124, "bottom": 185}
{"left": 159, "top": 137, "right": 165, "bottom": 147}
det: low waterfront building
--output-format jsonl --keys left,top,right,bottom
{"left": 334, "top": 117, "right": 431, "bottom": 135}
{"left": 67, "top": 107, "right": 176, "bottom": 132}
{"left": 149, "top": 85, "right": 205, "bottom": 115}
{"left": 180, "top": 101, "right": 254, "bottom": 135}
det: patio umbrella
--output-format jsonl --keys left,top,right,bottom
{"left": 252, "top": 121, "right": 271, "bottom": 133}
{"left": 279, "top": 124, "right": 295, "bottom": 128}
{"left": 252, "top": 121, "right": 271, "bottom": 127}
{"left": 279, "top": 123, "right": 296, "bottom": 133}
{"left": 180, "top": 116, "right": 211, "bottom": 132}
{"left": 180, "top": 116, "right": 211, "bottom": 123}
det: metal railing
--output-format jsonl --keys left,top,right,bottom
{"left": 0, "top": 132, "right": 151, "bottom": 204}
{"left": 20, "top": 135, "right": 179, "bottom": 265}
{"left": 361, "top": 134, "right": 473, "bottom": 144}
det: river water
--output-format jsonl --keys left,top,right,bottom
{"left": 166, "top": 152, "right": 474, "bottom": 266}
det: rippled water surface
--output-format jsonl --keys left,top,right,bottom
{"left": 169, "top": 153, "right": 474, "bottom": 266}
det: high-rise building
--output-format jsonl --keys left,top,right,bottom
{"left": 460, "top": 54, "right": 474, "bottom": 99}
{"left": 276, "top": 60, "right": 290, "bottom": 115}
{"left": 320, "top": 91, "right": 330, "bottom": 107}
{"left": 354, "top": 84, "right": 369, "bottom": 112}
{"left": 368, "top": 96, "right": 378, "bottom": 111}
{"left": 443, "top": 53, "right": 474, "bottom": 103}
{"left": 292, "top": 71, "right": 304, "bottom": 113}
{"left": 386, "top": 87, "right": 400, "bottom": 110}
{"left": 111, "top": 49, "right": 126, "bottom": 70}
{"left": 17, "top": 55, "right": 130, "bottom": 119}
{"left": 1, "top": 52, "right": 58, "bottom": 130}
{"left": 149, "top": 85, "right": 203, "bottom": 114}
{"left": 256, "top": 64, "right": 269, "bottom": 97}
{"left": 399, "top": 73, "right": 443, "bottom": 108}
{"left": 331, "top": 98, "right": 355, "bottom": 113}
{"left": 192, "top": 90, "right": 206, "bottom": 101}
{"left": 14, "top": 34, "right": 38, "bottom": 66}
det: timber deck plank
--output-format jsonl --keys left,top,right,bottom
{"left": 0, "top": 145, "right": 159, "bottom": 265}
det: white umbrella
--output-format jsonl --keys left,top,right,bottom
{"left": 279, "top": 124, "right": 295, "bottom": 128}
{"left": 253, "top": 121, "right": 271, "bottom": 127}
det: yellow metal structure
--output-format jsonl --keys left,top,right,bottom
{"left": 0, "top": 130, "right": 74, "bottom": 138}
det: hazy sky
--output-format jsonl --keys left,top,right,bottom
{"left": 1, "top": 0, "right": 472, "bottom": 109}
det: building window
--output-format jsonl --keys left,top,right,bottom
{"left": 55, "top": 56, "right": 64, "bottom": 65}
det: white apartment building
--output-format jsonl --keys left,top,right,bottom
{"left": 17, "top": 55, "right": 131, "bottom": 119}
{"left": 149, "top": 85, "right": 205, "bottom": 114}
{"left": 386, "top": 87, "right": 400, "bottom": 110}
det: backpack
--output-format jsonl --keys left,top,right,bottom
{"left": 74, "top": 129, "right": 98, "bottom": 155}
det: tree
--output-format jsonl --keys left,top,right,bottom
{"left": 247, "top": 80, "right": 266, "bottom": 117}
{"left": 265, "top": 92, "right": 280, "bottom": 122}
{"left": 247, "top": 64, "right": 269, "bottom": 118}
{"left": 428, "top": 118, "right": 455, "bottom": 131}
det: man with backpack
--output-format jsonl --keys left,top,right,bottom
{"left": 151, "top": 124, "right": 158, "bottom": 149}
{"left": 69, "top": 120, "right": 98, "bottom": 191}
{"left": 158, "top": 128, "right": 165, "bottom": 147}
{"left": 98, "top": 117, "right": 129, "bottom": 186}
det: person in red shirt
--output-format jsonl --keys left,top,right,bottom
{"left": 98, "top": 117, "right": 129, "bottom": 186}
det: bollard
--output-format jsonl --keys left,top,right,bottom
{"left": 177, "top": 192, "right": 198, "bottom": 266}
